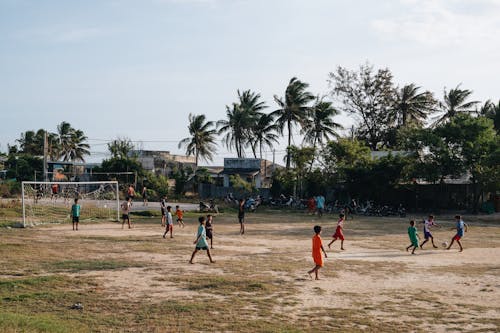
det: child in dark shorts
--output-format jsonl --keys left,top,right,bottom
{"left": 206, "top": 214, "right": 214, "bottom": 249}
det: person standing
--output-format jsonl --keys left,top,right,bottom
{"left": 71, "top": 198, "right": 81, "bottom": 231}
{"left": 141, "top": 186, "right": 148, "bottom": 206}
{"left": 238, "top": 199, "right": 245, "bottom": 235}
{"left": 160, "top": 196, "right": 166, "bottom": 227}
{"left": 406, "top": 220, "right": 419, "bottom": 254}
{"left": 206, "top": 214, "right": 214, "bottom": 249}
{"left": 315, "top": 194, "right": 325, "bottom": 218}
{"left": 163, "top": 206, "right": 174, "bottom": 239}
{"left": 121, "top": 197, "right": 132, "bottom": 229}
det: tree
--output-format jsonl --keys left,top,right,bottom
{"left": 329, "top": 63, "right": 396, "bottom": 150}
{"left": 218, "top": 90, "right": 265, "bottom": 158}
{"left": 434, "top": 114, "right": 497, "bottom": 212}
{"left": 301, "top": 97, "right": 343, "bottom": 168}
{"left": 391, "top": 84, "right": 436, "bottom": 128}
{"left": 250, "top": 113, "right": 279, "bottom": 159}
{"left": 433, "top": 84, "right": 479, "bottom": 126}
{"left": 479, "top": 99, "right": 500, "bottom": 133}
{"left": 108, "top": 137, "right": 135, "bottom": 160}
{"left": 56, "top": 122, "right": 90, "bottom": 162}
{"left": 179, "top": 114, "right": 217, "bottom": 167}
{"left": 273, "top": 77, "right": 315, "bottom": 168}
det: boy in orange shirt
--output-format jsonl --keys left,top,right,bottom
{"left": 175, "top": 205, "right": 185, "bottom": 228}
{"left": 308, "top": 225, "right": 328, "bottom": 280}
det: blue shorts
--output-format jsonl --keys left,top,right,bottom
{"left": 424, "top": 231, "right": 433, "bottom": 239}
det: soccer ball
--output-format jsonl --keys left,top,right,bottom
{"left": 104, "top": 204, "right": 107, "bottom": 208}
{"left": 442, "top": 241, "right": 448, "bottom": 248}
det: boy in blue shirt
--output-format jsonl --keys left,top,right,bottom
{"left": 71, "top": 198, "right": 81, "bottom": 231}
{"left": 447, "top": 215, "right": 468, "bottom": 252}
{"left": 189, "top": 216, "right": 215, "bottom": 264}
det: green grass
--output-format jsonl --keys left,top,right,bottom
{"left": 46, "top": 260, "right": 147, "bottom": 273}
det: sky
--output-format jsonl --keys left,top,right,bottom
{"left": 1, "top": 0, "right": 499, "bottom": 166}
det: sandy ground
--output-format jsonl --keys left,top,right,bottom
{"left": 20, "top": 216, "right": 500, "bottom": 332}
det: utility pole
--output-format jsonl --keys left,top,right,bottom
{"left": 43, "top": 130, "right": 48, "bottom": 181}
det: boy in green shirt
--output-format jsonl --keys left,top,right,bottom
{"left": 71, "top": 198, "right": 81, "bottom": 231}
{"left": 406, "top": 220, "right": 419, "bottom": 254}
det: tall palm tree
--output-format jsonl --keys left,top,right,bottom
{"left": 60, "top": 129, "right": 90, "bottom": 162}
{"left": 479, "top": 99, "right": 500, "bottom": 132}
{"left": 57, "top": 121, "right": 73, "bottom": 158}
{"left": 272, "top": 77, "right": 315, "bottom": 169}
{"left": 250, "top": 113, "right": 280, "bottom": 159}
{"left": 302, "top": 97, "right": 343, "bottom": 148}
{"left": 178, "top": 114, "right": 217, "bottom": 167}
{"left": 433, "top": 84, "right": 479, "bottom": 126}
{"left": 392, "top": 84, "right": 436, "bottom": 128}
{"left": 217, "top": 90, "right": 265, "bottom": 157}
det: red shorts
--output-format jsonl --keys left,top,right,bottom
{"left": 453, "top": 234, "right": 461, "bottom": 241}
{"left": 333, "top": 227, "right": 344, "bottom": 240}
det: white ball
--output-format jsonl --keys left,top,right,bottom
{"left": 104, "top": 204, "right": 107, "bottom": 208}
{"left": 442, "top": 241, "right": 448, "bottom": 248}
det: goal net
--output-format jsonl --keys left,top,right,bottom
{"left": 22, "top": 181, "right": 120, "bottom": 227}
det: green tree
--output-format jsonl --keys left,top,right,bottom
{"left": 479, "top": 99, "right": 500, "bottom": 133}
{"left": 433, "top": 84, "right": 479, "bottom": 126}
{"left": 218, "top": 90, "right": 266, "bottom": 158}
{"left": 434, "top": 114, "right": 497, "bottom": 212}
{"left": 392, "top": 84, "right": 436, "bottom": 128}
{"left": 108, "top": 137, "right": 135, "bottom": 159}
{"left": 250, "top": 113, "right": 279, "bottom": 159}
{"left": 273, "top": 77, "right": 315, "bottom": 169}
{"left": 179, "top": 114, "right": 217, "bottom": 167}
{"left": 56, "top": 122, "right": 90, "bottom": 162}
{"left": 329, "top": 63, "right": 396, "bottom": 150}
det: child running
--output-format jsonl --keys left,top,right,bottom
{"left": 175, "top": 205, "right": 185, "bottom": 228}
{"left": 328, "top": 213, "right": 346, "bottom": 250}
{"left": 121, "top": 197, "right": 132, "bottom": 229}
{"left": 71, "top": 198, "right": 80, "bottom": 231}
{"left": 206, "top": 214, "right": 214, "bottom": 249}
{"left": 447, "top": 215, "right": 468, "bottom": 252}
{"left": 406, "top": 220, "right": 419, "bottom": 254}
{"left": 189, "top": 216, "right": 215, "bottom": 264}
{"left": 308, "top": 225, "right": 327, "bottom": 280}
{"left": 420, "top": 214, "right": 440, "bottom": 249}
{"left": 163, "top": 206, "right": 174, "bottom": 239}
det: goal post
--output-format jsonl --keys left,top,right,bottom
{"left": 21, "top": 181, "right": 120, "bottom": 227}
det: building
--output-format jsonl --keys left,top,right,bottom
{"left": 130, "top": 150, "right": 196, "bottom": 177}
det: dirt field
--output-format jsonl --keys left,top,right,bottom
{"left": 0, "top": 210, "right": 499, "bottom": 332}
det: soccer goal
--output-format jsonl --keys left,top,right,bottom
{"left": 22, "top": 181, "right": 120, "bottom": 227}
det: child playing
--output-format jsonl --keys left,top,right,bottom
{"left": 160, "top": 196, "right": 166, "bottom": 227}
{"left": 175, "top": 205, "right": 185, "bottom": 228}
{"left": 308, "top": 225, "right": 328, "bottom": 280}
{"left": 121, "top": 197, "right": 132, "bottom": 229}
{"left": 163, "top": 206, "right": 174, "bottom": 238}
{"left": 71, "top": 198, "right": 80, "bottom": 231}
{"left": 419, "top": 214, "right": 440, "bottom": 249}
{"left": 406, "top": 220, "right": 419, "bottom": 254}
{"left": 189, "top": 216, "right": 215, "bottom": 264}
{"left": 206, "top": 214, "right": 214, "bottom": 249}
{"left": 238, "top": 199, "right": 245, "bottom": 235}
{"left": 328, "top": 213, "right": 346, "bottom": 250}
{"left": 447, "top": 215, "right": 468, "bottom": 252}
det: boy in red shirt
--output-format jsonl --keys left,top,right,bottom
{"left": 175, "top": 205, "right": 185, "bottom": 228}
{"left": 308, "top": 225, "right": 328, "bottom": 280}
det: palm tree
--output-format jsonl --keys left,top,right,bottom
{"left": 57, "top": 121, "right": 73, "bottom": 158}
{"left": 272, "top": 77, "right": 315, "bottom": 169}
{"left": 302, "top": 97, "right": 343, "bottom": 148}
{"left": 60, "top": 129, "right": 90, "bottom": 162}
{"left": 250, "top": 113, "right": 280, "bottom": 159}
{"left": 433, "top": 84, "right": 479, "bottom": 126}
{"left": 392, "top": 84, "right": 436, "bottom": 128}
{"left": 217, "top": 90, "right": 265, "bottom": 157}
{"left": 479, "top": 99, "right": 500, "bottom": 132}
{"left": 178, "top": 113, "right": 217, "bottom": 167}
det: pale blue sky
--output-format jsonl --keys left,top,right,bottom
{"left": 1, "top": 0, "right": 499, "bottom": 165}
